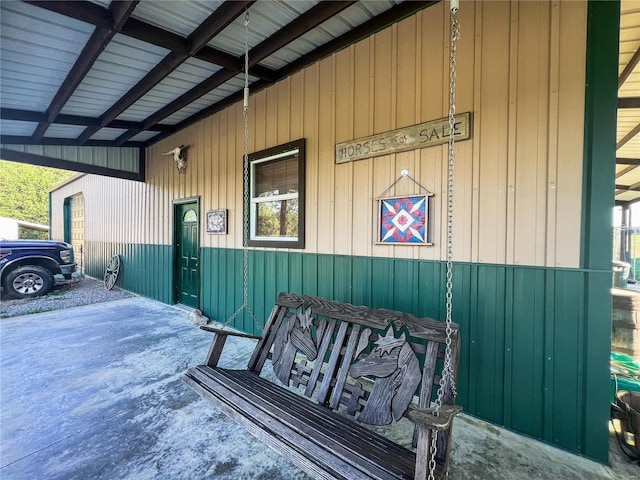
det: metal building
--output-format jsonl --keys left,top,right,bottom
{"left": 1, "top": 0, "right": 636, "bottom": 466}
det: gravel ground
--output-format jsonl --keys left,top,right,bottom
{"left": 0, "top": 276, "right": 135, "bottom": 318}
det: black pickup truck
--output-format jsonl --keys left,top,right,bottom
{"left": 0, "top": 240, "right": 77, "bottom": 299}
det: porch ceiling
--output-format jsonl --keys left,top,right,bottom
{"left": 0, "top": 0, "right": 437, "bottom": 151}
{"left": 0, "top": 1, "right": 636, "bottom": 193}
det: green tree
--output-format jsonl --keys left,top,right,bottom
{"left": 0, "top": 160, "right": 75, "bottom": 238}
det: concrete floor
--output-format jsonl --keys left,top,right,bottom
{"left": 0, "top": 296, "right": 638, "bottom": 480}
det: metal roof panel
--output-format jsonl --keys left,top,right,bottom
{"left": 160, "top": 73, "right": 251, "bottom": 124}
{"left": 0, "top": 1, "right": 446, "bottom": 149}
{"left": 115, "top": 58, "right": 223, "bottom": 122}
{"left": 44, "top": 124, "right": 89, "bottom": 139}
{"left": 61, "top": 34, "right": 171, "bottom": 117}
{"left": 132, "top": 0, "right": 225, "bottom": 37}
{"left": 89, "top": 128, "right": 129, "bottom": 141}
{"left": 207, "top": 0, "right": 318, "bottom": 57}
{"left": 0, "top": 1, "right": 93, "bottom": 111}
{"left": 128, "top": 130, "right": 162, "bottom": 142}
{"left": 0, "top": 120, "right": 36, "bottom": 137}
{"left": 258, "top": 0, "right": 398, "bottom": 69}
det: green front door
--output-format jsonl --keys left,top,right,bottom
{"left": 175, "top": 202, "right": 199, "bottom": 308}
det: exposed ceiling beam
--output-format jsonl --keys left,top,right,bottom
{"left": 25, "top": 0, "right": 273, "bottom": 81}
{"left": 619, "top": 46, "right": 640, "bottom": 89}
{"left": 147, "top": 0, "right": 440, "bottom": 147}
{"left": 619, "top": 97, "right": 640, "bottom": 109}
{"left": 617, "top": 122, "right": 640, "bottom": 150}
{"left": 77, "top": 0, "right": 254, "bottom": 144}
{"left": 120, "top": 18, "right": 274, "bottom": 79}
{"left": 120, "top": 16, "right": 190, "bottom": 55}
{"left": 0, "top": 135, "right": 145, "bottom": 148}
{"left": 19, "top": 0, "right": 442, "bottom": 150}
{"left": 115, "top": 1, "right": 359, "bottom": 146}
{"left": 115, "top": 69, "right": 238, "bottom": 146}
{"left": 276, "top": 1, "right": 440, "bottom": 79}
{"left": 247, "top": 1, "right": 356, "bottom": 67}
{"left": 617, "top": 157, "right": 640, "bottom": 165}
{"left": 31, "top": 1, "right": 139, "bottom": 142}
{"left": 616, "top": 184, "right": 640, "bottom": 192}
{"left": 1, "top": 108, "right": 175, "bottom": 133}
{"left": 25, "top": 1, "right": 113, "bottom": 28}
{"left": 121, "top": 17, "right": 240, "bottom": 71}
{"left": 616, "top": 165, "right": 637, "bottom": 178}
{"left": 189, "top": 2, "right": 254, "bottom": 54}
{"left": 0, "top": 148, "right": 144, "bottom": 182}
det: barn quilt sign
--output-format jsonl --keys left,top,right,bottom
{"left": 377, "top": 194, "right": 433, "bottom": 245}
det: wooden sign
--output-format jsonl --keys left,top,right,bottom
{"left": 335, "top": 112, "right": 471, "bottom": 164}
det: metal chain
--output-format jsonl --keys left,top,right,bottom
{"left": 225, "top": 10, "right": 259, "bottom": 329}
{"left": 428, "top": 5, "right": 460, "bottom": 480}
{"left": 443, "top": 4, "right": 460, "bottom": 403}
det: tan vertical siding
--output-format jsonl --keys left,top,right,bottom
{"left": 303, "top": 65, "right": 320, "bottom": 254}
{"left": 316, "top": 56, "right": 336, "bottom": 255}
{"left": 51, "top": 1, "right": 586, "bottom": 269}
{"left": 352, "top": 38, "right": 373, "bottom": 259}
{"left": 552, "top": 0, "right": 587, "bottom": 268}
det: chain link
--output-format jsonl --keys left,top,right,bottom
{"left": 224, "top": 10, "right": 259, "bottom": 330}
{"left": 428, "top": 8, "right": 460, "bottom": 480}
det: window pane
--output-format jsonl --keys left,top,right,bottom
{"left": 183, "top": 209, "right": 197, "bottom": 223}
{"left": 247, "top": 139, "right": 305, "bottom": 248}
{"left": 254, "top": 155, "right": 298, "bottom": 197}
{"left": 256, "top": 199, "right": 298, "bottom": 238}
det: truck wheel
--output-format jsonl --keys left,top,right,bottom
{"left": 3, "top": 266, "right": 54, "bottom": 299}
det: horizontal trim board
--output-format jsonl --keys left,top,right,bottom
{"left": 0, "top": 107, "right": 176, "bottom": 133}
{"left": 0, "top": 136, "right": 145, "bottom": 148}
{"left": 0, "top": 148, "right": 144, "bottom": 181}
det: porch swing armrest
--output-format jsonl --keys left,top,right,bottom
{"left": 200, "top": 326, "right": 262, "bottom": 367}
{"left": 408, "top": 404, "right": 463, "bottom": 431}
{"left": 200, "top": 325, "right": 262, "bottom": 340}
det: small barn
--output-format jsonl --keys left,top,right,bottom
{"left": 2, "top": 0, "right": 635, "bottom": 466}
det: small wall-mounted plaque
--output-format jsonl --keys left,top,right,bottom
{"left": 206, "top": 209, "right": 228, "bottom": 235}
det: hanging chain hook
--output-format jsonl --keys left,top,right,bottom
{"left": 224, "top": 9, "right": 260, "bottom": 330}
{"left": 428, "top": 3, "right": 460, "bottom": 479}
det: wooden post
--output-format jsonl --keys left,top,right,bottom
{"left": 205, "top": 333, "right": 228, "bottom": 367}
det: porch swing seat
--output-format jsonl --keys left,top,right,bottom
{"left": 183, "top": 292, "right": 461, "bottom": 480}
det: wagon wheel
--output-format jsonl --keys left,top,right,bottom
{"left": 104, "top": 254, "right": 121, "bottom": 290}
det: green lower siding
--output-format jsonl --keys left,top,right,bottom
{"left": 85, "top": 241, "right": 173, "bottom": 304}
{"left": 84, "top": 241, "right": 610, "bottom": 462}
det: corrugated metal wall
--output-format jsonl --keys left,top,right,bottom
{"left": 51, "top": 1, "right": 586, "bottom": 269}
{"left": 50, "top": 1, "right": 612, "bottom": 462}
{"left": 140, "top": 0, "right": 585, "bottom": 268}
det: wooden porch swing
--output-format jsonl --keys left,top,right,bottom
{"left": 184, "top": 3, "right": 463, "bottom": 479}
